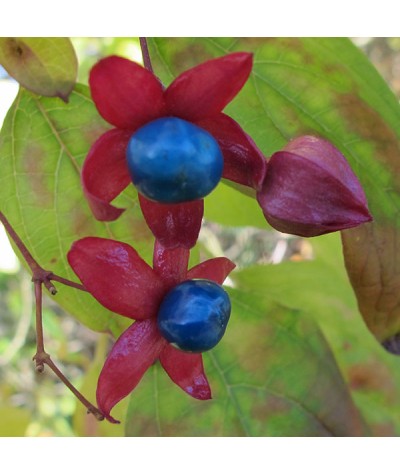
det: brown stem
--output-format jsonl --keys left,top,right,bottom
{"left": 139, "top": 37, "right": 153, "bottom": 73}
{"left": 49, "top": 273, "right": 87, "bottom": 292}
{"left": 33, "top": 281, "right": 45, "bottom": 365}
{"left": 0, "top": 210, "right": 86, "bottom": 293}
{"left": 0, "top": 210, "right": 38, "bottom": 274}
{"left": 44, "top": 359, "right": 104, "bottom": 421}
{"left": 1, "top": 211, "right": 103, "bottom": 421}
{"left": 32, "top": 281, "right": 104, "bottom": 421}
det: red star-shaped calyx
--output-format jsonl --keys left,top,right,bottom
{"left": 83, "top": 53, "right": 267, "bottom": 249}
{"left": 67, "top": 237, "right": 235, "bottom": 423}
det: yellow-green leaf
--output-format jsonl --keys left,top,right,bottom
{"left": 0, "top": 37, "right": 77, "bottom": 101}
{"left": 0, "top": 406, "right": 31, "bottom": 436}
{"left": 0, "top": 84, "right": 154, "bottom": 335}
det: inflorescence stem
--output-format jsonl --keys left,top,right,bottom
{"left": 0, "top": 210, "right": 104, "bottom": 421}
{"left": 139, "top": 37, "right": 154, "bottom": 73}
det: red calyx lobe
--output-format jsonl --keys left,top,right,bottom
{"left": 256, "top": 136, "right": 372, "bottom": 237}
{"left": 164, "top": 52, "right": 253, "bottom": 120}
{"left": 139, "top": 195, "right": 204, "bottom": 250}
{"left": 89, "top": 55, "right": 165, "bottom": 130}
{"left": 67, "top": 237, "right": 166, "bottom": 320}
{"left": 196, "top": 113, "right": 267, "bottom": 190}
{"left": 82, "top": 129, "right": 133, "bottom": 221}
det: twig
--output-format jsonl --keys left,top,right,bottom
{"left": 0, "top": 210, "right": 103, "bottom": 421}
{"left": 139, "top": 37, "right": 153, "bottom": 73}
{"left": 32, "top": 281, "right": 104, "bottom": 421}
{"left": 0, "top": 211, "right": 86, "bottom": 294}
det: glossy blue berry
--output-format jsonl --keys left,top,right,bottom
{"left": 157, "top": 279, "right": 231, "bottom": 353}
{"left": 126, "top": 117, "right": 224, "bottom": 203}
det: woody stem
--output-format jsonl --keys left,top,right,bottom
{"left": 0, "top": 210, "right": 86, "bottom": 293}
{"left": 32, "top": 281, "right": 104, "bottom": 421}
{"left": 1, "top": 211, "right": 102, "bottom": 420}
{"left": 139, "top": 37, "right": 154, "bottom": 73}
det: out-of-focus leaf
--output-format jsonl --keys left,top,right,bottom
{"left": 0, "top": 38, "right": 78, "bottom": 101}
{"left": 149, "top": 37, "right": 400, "bottom": 343}
{"left": 233, "top": 233, "right": 400, "bottom": 435}
{"left": 73, "top": 335, "right": 126, "bottom": 436}
{"left": 0, "top": 406, "right": 30, "bottom": 436}
{"left": 0, "top": 85, "right": 154, "bottom": 336}
{"left": 342, "top": 224, "right": 400, "bottom": 343}
{"left": 126, "top": 286, "right": 367, "bottom": 436}
{"left": 204, "top": 181, "right": 266, "bottom": 228}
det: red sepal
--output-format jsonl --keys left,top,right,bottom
{"left": 89, "top": 56, "right": 165, "bottom": 130}
{"left": 165, "top": 53, "right": 253, "bottom": 121}
{"left": 82, "top": 128, "right": 132, "bottom": 221}
{"left": 196, "top": 113, "right": 267, "bottom": 190}
{"left": 139, "top": 194, "right": 204, "bottom": 249}
{"left": 67, "top": 237, "right": 166, "bottom": 320}
{"left": 159, "top": 345, "right": 211, "bottom": 400}
{"left": 153, "top": 240, "right": 190, "bottom": 289}
{"left": 97, "top": 319, "right": 167, "bottom": 423}
{"left": 187, "top": 257, "right": 236, "bottom": 285}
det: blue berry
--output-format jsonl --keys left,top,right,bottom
{"left": 157, "top": 279, "right": 231, "bottom": 353}
{"left": 126, "top": 117, "right": 223, "bottom": 203}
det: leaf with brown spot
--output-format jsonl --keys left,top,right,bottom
{"left": 0, "top": 84, "right": 154, "bottom": 335}
{"left": 126, "top": 290, "right": 368, "bottom": 436}
{"left": 230, "top": 234, "right": 400, "bottom": 436}
{"left": 0, "top": 37, "right": 77, "bottom": 101}
{"left": 342, "top": 224, "right": 400, "bottom": 342}
{"left": 149, "top": 37, "right": 400, "bottom": 344}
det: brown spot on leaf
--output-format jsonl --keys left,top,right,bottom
{"left": 251, "top": 394, "right": 289, "bottom": 421}
{"left": 5, "top": 38, "right": 32, "bottom": 60}
{"left": 70, "top": 206, "right": 96, "bottom": 237}
{"left": 348, "top": 360, "right": 396, "bottom": 398}
{"left": 169, "top": 40, "right": 210, "bottom": 76}
{"left": 336, "top": 92, "right": 400, "bottom": 187}
{"left": 22, "top": 143, "right": 53, "bottom": 206}
{"left": 370, "top": 422, "right": 397, "bottom": 437}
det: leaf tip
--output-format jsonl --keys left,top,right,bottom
{"left": 57, "top": 91, "right": 71, "bottom": 103}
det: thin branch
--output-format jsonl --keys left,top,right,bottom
{"left": 49, "top": 273, "right": 87, "bottom": 292}
{"left": 32, "top": 280, "right": 104, "bottom": 421}
{"left": 139, "top": 37, "right": 154, "bottom": 73}
{"left": 0, "top": 210, "right": 86, "bottom": 293}
{"left": 0, "top": 210, "right": 38, "bottom": 274}
{"left": 1, "top": 210, "right": 103, "bottom": 421}
{"left": 33, "top": 281, "right": 45, "bottom": 366}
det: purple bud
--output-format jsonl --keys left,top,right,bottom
{"left": 256, "top": 136, "right": 372, "bottom": 237}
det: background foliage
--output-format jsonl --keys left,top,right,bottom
{"left": 1, "top": 37, "right": 400, "bottom": 436}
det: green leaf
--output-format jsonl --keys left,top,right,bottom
{"left": 149, "top": 37, "right": 400, "bottom": 342}
{"left": 73, "top": 335, "right": 126, "bottom": 436}
{"left": 0, "top": 406, "right": 31, "bottom": 436}
{"left": 0, "top": 38, "right": 78, "bottom": 102}
{"left": 0, "top": 85, "right": 154, "bottom": 335}
{"left": 126, "top": 292, "right": 367, "bottom": 436}
{"left": 204, "top": 181, "right": 266, "bottom": 228}
{"left": 233, "top": 233, "right": 400, "bottom": 435}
